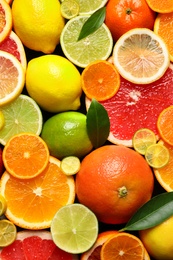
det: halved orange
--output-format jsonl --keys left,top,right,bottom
{"left": 81, "top": 60, "right": 120, "bottom": 101}
{"left": 0, "top": 156, "right": 75, "bottom": 229}
{"left": 0, "top": 0, "right": 12, "bottom": 42}
{"left": 146, "top": 0, "right": 173, "bottom": 13}
{"left": 3, "top": 133, "right": 49, "bottom": 179}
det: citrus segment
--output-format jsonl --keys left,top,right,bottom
{"left": 0, "top": 156, "right": 75, "bottom": 229}
{"left": 2, "top": 133, "right": 49, "bottom": 179}
{"left": 60, "top": 16, "right": 113, "bottom": 68}
{"left": 60, "top": 156, "right": 81, "bottom": 175}
{"left": 76, "top": 0, "right": 108, "bottom": 15}
{"left": 0, "top": 50, "right": 25, "bottom": 106}
{"left": 51, "top": 203, "right": 99, "bottom": 254}
{"left": 113, "top": 28, "right": 170, "bottom": 84}
{"left": 0, "top": 0, "right": 12, "bottom": 43}
{"left": 146, "top": 0, "right": 173, "bottom": 13}
{"left": 81, "top": 60, "right": 120, "bottom": 101}
{"left": 0, "top": 194, "right": 7, "bottom": 216}
{"left": 0, "top": 219, "right": 17, "bottom": 247}
{"left": 61, "top": 0, "right": 79, "bottom": 19}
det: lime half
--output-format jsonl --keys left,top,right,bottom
{"left": 76, "top": 0, "right": 108, "bottom": 15}
{"left": 0, "top": 219, "right": 17, "bottom": 247}
{"left": 145, "top": 143, "right": 170, "bottom": 169}
{"left": 60, "top": 156, "right": 80, "bottom": 175}
{"left": 0, "top": 94, "right": 43, "bottom": 145}
{"left": 0, "top": 194, "right": 7, "bottom": 216}
{"left": 61, "top": 0, "right": 79, "bottom": 19}
{"left": 51, "top": 203, "right": 98, "bottom": 254}
{"left": 60, "top": 16, "right": 113, "bottom": 68}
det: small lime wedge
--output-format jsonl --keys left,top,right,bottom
{"left": 0, "top": 111, "right": 5, "bottom": 130}
{"left": 0, "top": 219, "right": 17, "bottom": 247}
{"left": 145, "top": 143, "right": 170, "bottom": 169}
{"left": 51, "top": 203, "right": 98, "bottom": 254}
{"left": 61, "top": 0, "right": 79, "bottom": 19}
{"left": 60, "top": 156, "right": 80, "bottom": 175}
{"left": 0, "top": 194, "right": 7, "bottom": 216}
{"left": 76, "top": 0, "right": 108, "bottom": 15}
{"left": 132, "top": 128, "right": 157, "bottom": 155}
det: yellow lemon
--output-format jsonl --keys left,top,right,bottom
{"left": 12, "top": 0, "right": 65, "bottom": 53}
{"left": 26, "top": 55, "right": 82, "bottom": 113}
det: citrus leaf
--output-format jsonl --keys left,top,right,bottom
{"left": 86, "top": 99, "right": 110, "bottom": 149}
{"left": 78, "top": 7, "right": 106, "bottom": 41}
{"left": 120, "top": 192, "right": 173, "bottom": 232}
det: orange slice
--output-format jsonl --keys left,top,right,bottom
{"left": 154, "top": 12, "right": 173, "bottom": 62}
{"left": 81, "top": 60, "right": 120, "bottom": 101}
{"left": 0, "top": 50, "right": 25, "bottom": 106}
{"left": 0, "top": 0, "right": 12, "bottom": 42}
{"left": 0, "top": 156, "right": 75, "bottom": 229}
{"left": 146, "top": 0, "right": 173, "bottom": 13}
{"left": 3, "top": 133, "right": 49, "bottom": 179}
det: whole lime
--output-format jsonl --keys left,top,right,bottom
{"left": 41, "top": 111, "right": 93, "bottom": 159}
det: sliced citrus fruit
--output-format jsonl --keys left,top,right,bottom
{"left": 81, "top": 60, "right": 120, "bottom": 101}
{"left": 0, "top": 94, "right": 43, "bottom": 146}
{"left": 157, "top": 105, "right": 173, "bottom": 146}
{"left": 146, "top": 0, "right": 173, "bottom": 13}
{"left": 101, "top": 232, "right": 145, "bottom": 260}
{"left": 0, "top": 50, "right": 25, "bottom": 106}
{"left": 0, "top": 111, "right": 5, "bottom": 130}
{"left": 0, "top": 194, "right": 7, "bottom": 216}
{"left": 132, "top": 128, "right": 157, "bottom": 155}
{"left": 0, "top": 156, "right": 75, "bottom": 229}
{"left": 0, "top": 219, "right": 17, "bottom": 247}
{"left": 60, "top": 156, "right": 80, "bottom": 175}
{"left": 0, "top": 30, "right": 27, "bottom": 70}
{"left": 60, "top": 16, "right": 113, "bottom": 68}
{"left": 60, "top": 0, "right": 79, "bottom": 19}
{"left": 2, "top": 133, "right": 49, "bottom": 179}
{"left": 0, "top": 0, "right": 12, "bottom": 43}
{"left": 145, "top": 143, "right": 170, "bottom": 169}
{"left": 113, "top": 28, "right": 170, "bottom": 84}
{"left": 76, "top": 0, "right": 108, "bottom": 15}
{"left": 154, "top": 12, "right": 173, "bottom": 62}
{"left": 51, "top": 203, "right": 99, "bottom": 254}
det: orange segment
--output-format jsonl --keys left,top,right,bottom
{"left": 0, "top": 0, "right": 12, "bottom": 42}
{"left": 0, "top": 156, "right": 75, "bottom": 229}
{"left": 146, "top": 0, "right": 173, "bottom": 13}
{"left": 81, "top": 60, "right": 120, "bottom": 101}
{"left": 3, "top": 133, "right": 50, "bottom": 179}
{"left": 100, "top": 232, "right": 145, "bottom": 260}
{"left": 154, "top": 12, "right": 173, "bottom": 62}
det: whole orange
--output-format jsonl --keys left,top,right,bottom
{"left": 75, "top": 145, "right": 154, "bottom": 224}
{"left": 105, "top": 0, "right": 156, "bottom": 41}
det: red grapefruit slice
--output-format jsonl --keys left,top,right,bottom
{"left": 86, "top": 63, "right": 173, "bottom": 147}
{"left": 0, "top": 230, "right": 79, "bottom": 260}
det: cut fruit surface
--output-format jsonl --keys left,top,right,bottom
{"left": 76, "top": 0, "right": 108, "bottom": 15}
{"left": 60, "top": 156, "right": 81, "bottom": 175}
{"left": 60, "top": 0, "right": 80, "bottom": 19}
{"left": 146, "top": 0, "right": 173, "bottom": 13}
{"left": 0, "top": 219, "right": 17, "bottom": 247}
{"left": 0, "top": 194, "right": 7, "bottom": 216}
{"left": 0, "top": 0, "right": 12, "bottom": 43}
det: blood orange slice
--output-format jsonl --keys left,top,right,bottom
{"left": 0, "top": 230, "right": 79, "bottom": 259}
{"left": 86, "top": 63, "right": 173, "bottom": 147}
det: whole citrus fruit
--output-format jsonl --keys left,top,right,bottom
{"left": 12, "top": 0, "right": 65, "bottom": 53}
{"left": 41, "top": 111, "right": 93, "bottom": 160}
{"left": 139, "top": 216, "right": 173, "bottom": 260}
{"left": 105, "top": 0, "right": 156, "bottom": 41}
{"left": 26, "top": 55, "right": 82, "bottom": 113}
{"left": 75, "top": 145, "right": 154, "bottom": 224}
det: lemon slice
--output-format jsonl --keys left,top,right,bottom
{"left": 0, "top": 194, "right": 7, "bottom": 216}
{"left": 132, "top": 128, "right": 157, "bottom": 155}
{"left": 60, "top": 156, "right": 80, "bottom": 175}
{"left": 0, "top": 219, "right": 17, "bottom": 247}
{"left": 51, "top": 203, "right": 98, "bottom": 254}
{"left": 60, "top": 0, "right": 79, "bottom": 19}
{"left": 113, "top": 28, "right": 170, "bottom": 84}
{"left": 145, "top": 143, "right": 170, "bottom": 169}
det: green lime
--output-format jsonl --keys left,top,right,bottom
{"left": 0, "top": 94, "right": 43, "bottom": 145}
{"left": 61, "top": 0, "right": 79, "bottom": 19}
{"left": 76, "top": 0, "right": 108, "bottom": 15}
{"left": 51, "top": 203, "right": 99, "bottom": 254}
{"left": 60, "top": 156, "right": 80, "bottom": 175}
{"left": 0, "top": 111, "right": 5, "bottom": 130}
{"left": 60, "top": 16, "right": 113, "bottom": 68}
{"left": 41, "top": 111, "right": 93, "bottom": 160}
{"left": 145, "top": 143, "right": 170, "bottom": 169}
{"left": 0, "top": 219, "right": 17, "bottom": 247}
{"left": 132, "top": 128, "right": 157, "bottom": 155}
{"left": 0, "top": 194, "right": 7, "bottom": 216}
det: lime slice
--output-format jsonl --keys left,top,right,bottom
{"left": 51, "top": 203, "right": 98, "bottom": 254}
{"left": 61, "top": 0, "right": 80, "bottom": 19}
{"left": 132, "top": 128, "right": 157, "bottom": 155}
{"left": 76, "top": 0, "right": 108, "bottom": 15}
{"left": 0, "top": 194, "right": 7, "bottom": 216}
{"left": 60, "top": 16, "right": 113, "bottom": 68}
{"left": 0, "top": 94, "right": 43, "bottom": 145}
{"left": 0, "top": 111, "right": 5, "bottom": 130}
{"left": 60, "top": 156, "right": 80, "bottom": 175}
{"left": 145, "top": 143, "right": 170, "bottom": 169}
{"left": 0, "top": 219, "right": 17, "bottom": 247}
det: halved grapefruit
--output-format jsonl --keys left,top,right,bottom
{"left": 86, "top": 63, "right": 173, "bottom": 147}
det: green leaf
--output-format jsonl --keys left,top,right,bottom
{"left": 78, "top": 7, "right": 106, "bottom": 41}
{"left": 86, "top": 99, "right": 110, "bottom": 149}
{"left": 120, "top": 192, "right": 173, "bottom": 232}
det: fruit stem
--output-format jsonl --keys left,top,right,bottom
{"left": 118, "top": 186, "right": 128, "bottom": 198}
{"left": 126, "top": 8, "right": 132, "bottom": 15}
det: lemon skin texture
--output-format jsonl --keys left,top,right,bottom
{"left": 12, "top": 0, "right": 65, "bottom": 53}
{"left": 41, "top": 112, "right": 93, "bottom": 160}
{"left": 26, "top": 55, "right": 82, "bottom": 113}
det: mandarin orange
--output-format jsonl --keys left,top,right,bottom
{"left": 75, "top": 145, "right": 154, "bottom": 224}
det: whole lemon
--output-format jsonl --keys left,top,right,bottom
{"left": 41, "top": 111, "right": 93, "bottom": 160}
{"left": 139, "top": 216, "right": 173, "bottom": 260}
{"left": 26, "top": 55, "right": 82, "bottom": 113}
{"left": 12, "top": 0, "right": 65, "bottom": 53}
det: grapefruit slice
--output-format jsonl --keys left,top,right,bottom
{"left": 86, "top": 63, "right": 173, "bottom": 147}
{"left": 0, "top": 230, "right": 79, "bottom": 259}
